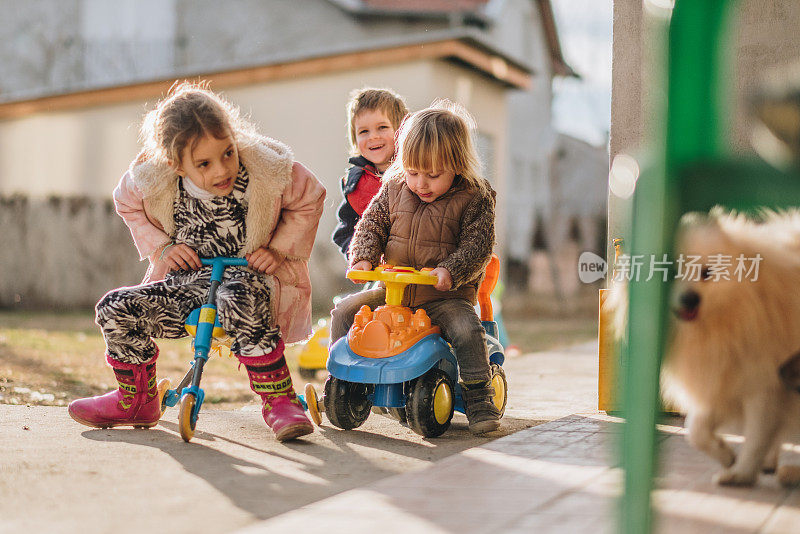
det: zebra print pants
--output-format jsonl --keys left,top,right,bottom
{"left": 96, "top": 266, "right": 278, "bottom": 364}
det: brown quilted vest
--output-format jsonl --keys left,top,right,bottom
{"left": 383, "top": 178, "right": 482, "bottom": 307}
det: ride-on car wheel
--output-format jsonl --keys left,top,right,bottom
{"left": 406, "top": 368, "right": 454, "bottom": 438}
{"left": 490, "top": 363, "right": 508, "bottom": 417}
{"left": 323, "top": 376, "right": 372, "bottom": 430}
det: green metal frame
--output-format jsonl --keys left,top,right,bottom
{"left": 619, "top": 1, "right": 800, "bottom": 533}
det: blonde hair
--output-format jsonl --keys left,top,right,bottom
{"left": 139, "top": 80, "right": 259, "bottom": 164}
{"left": 385, "top": 99, "right": 489, "bottom": 197}
{"left": 347, "top": 87, "right": 409, "bottom": 154}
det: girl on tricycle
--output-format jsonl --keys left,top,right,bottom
{"left": 68, "top": 81, "right": 325, "bottom": 442}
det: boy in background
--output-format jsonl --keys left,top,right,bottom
{"left": 332, "top": 88, "right": 409, "bottom": 256}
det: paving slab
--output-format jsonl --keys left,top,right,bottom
{"left": 7, "top": 339, "right": 793, "bottom": 534}
{"left": 236, "top": 415, "right": 800, "bottom": 534}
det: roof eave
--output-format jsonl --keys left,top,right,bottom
{"left": 537, "top": 0, "right": 579, "bottom": 78}
{"left": 0, "top": 35, "right": 531, "bottom": 120}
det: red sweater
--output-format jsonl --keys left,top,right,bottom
{"left": 346, "top": 166, "right": 382, "bottom": 216}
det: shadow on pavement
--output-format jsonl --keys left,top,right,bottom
{"left": 78, "top": 410, "right": 544, "bottom": 521}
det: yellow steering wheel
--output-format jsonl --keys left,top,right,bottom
{"left": 346, "top": 265, "right": 438, "bottom": 306}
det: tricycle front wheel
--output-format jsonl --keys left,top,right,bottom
{"left": 178, "top": 394, "right": 197, "bottom": 442}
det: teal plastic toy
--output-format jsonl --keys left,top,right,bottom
{"left": 160, "top": 256, "right": 248, "bottom": 442}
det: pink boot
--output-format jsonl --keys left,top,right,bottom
{"left": 68, "top": 352, "right": 161, "bottom": 429}
{"left": 236, "top": 340, "right": 313, "bottom": 441}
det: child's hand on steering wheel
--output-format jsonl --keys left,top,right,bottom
{"left": 246, "top": 247, "right": 285, "bottom": 274}
{"left": 431, "top": 267, "right": 453, "bottom": 291}
{"left": 350, "top": 260, "right": 373, "bottom": 283}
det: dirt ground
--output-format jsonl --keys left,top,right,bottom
{"left": 0, "top": 297, "right": 597, "bottom": 408}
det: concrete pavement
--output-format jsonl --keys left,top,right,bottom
{"left": 6, "top": 340, "right": 800, "bottom": 533}
{"left": 0, "top": 342, "right": 598, "bottom": 534}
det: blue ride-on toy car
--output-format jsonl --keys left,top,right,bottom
{"left": 303, "top": 255, "right": 507, "bottom": 438}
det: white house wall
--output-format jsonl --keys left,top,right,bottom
{"left": 0, "top": 58, "right": 509, "bottom": 309}
{"left": 0, "top": 106, "right": 144, "bottom": 197}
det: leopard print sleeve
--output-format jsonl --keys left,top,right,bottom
{"left": 348, "top": 184, "right": 391, "bottom": 267}
{"left": 438, "top": 188, "right": 496, "bottom": 289}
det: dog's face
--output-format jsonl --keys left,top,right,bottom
{"left": 664, "top": 209, "right": 800, "bottom": 489}
{"left": 671, "top": 216, "right": 744, "bottom": 326}
{"left": 671, "top": 209, "right": 800, "bottom": 333}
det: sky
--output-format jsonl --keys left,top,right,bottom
{"left": 550, "top": 0, "right": 613, "bottom": 147}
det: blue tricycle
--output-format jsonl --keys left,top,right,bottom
{"left": 303, "top": 256, "right": 507, "bottom": 438}
{"left": 160, "top": 256, "right": 248, "bottom": 442}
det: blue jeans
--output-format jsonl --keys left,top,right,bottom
{"left": 329, "top": 288, "right": 491, "bottom": 382}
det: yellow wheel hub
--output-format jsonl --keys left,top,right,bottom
{"left": 433, "top": 382, "right": 453, "bottom": 424}
{"left": 491, "top": 373, "right": 505, "bottom": 410}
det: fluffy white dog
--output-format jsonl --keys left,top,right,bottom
{"left": 664, "top": 209, "right": 800, "bottom": 487}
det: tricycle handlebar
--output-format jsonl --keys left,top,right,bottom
{"left": 201, "top": 257, "right": 249, "bottom": 267}
{"left": 346, "top": 265, "right": 437, "bottom": 285}
{"left": 201, "top": 257, "right": 249, "bottom": 283}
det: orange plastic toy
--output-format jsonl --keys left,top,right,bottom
{"left": 346, "top": 265, "right": 440, "bottom": 358}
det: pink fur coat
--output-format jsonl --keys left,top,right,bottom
{"left": 113, "top": 132, "right": 326, "bottom": 343}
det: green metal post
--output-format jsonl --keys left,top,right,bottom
{"left": 620, "top": 2, "right": 736, "bottom": 533}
